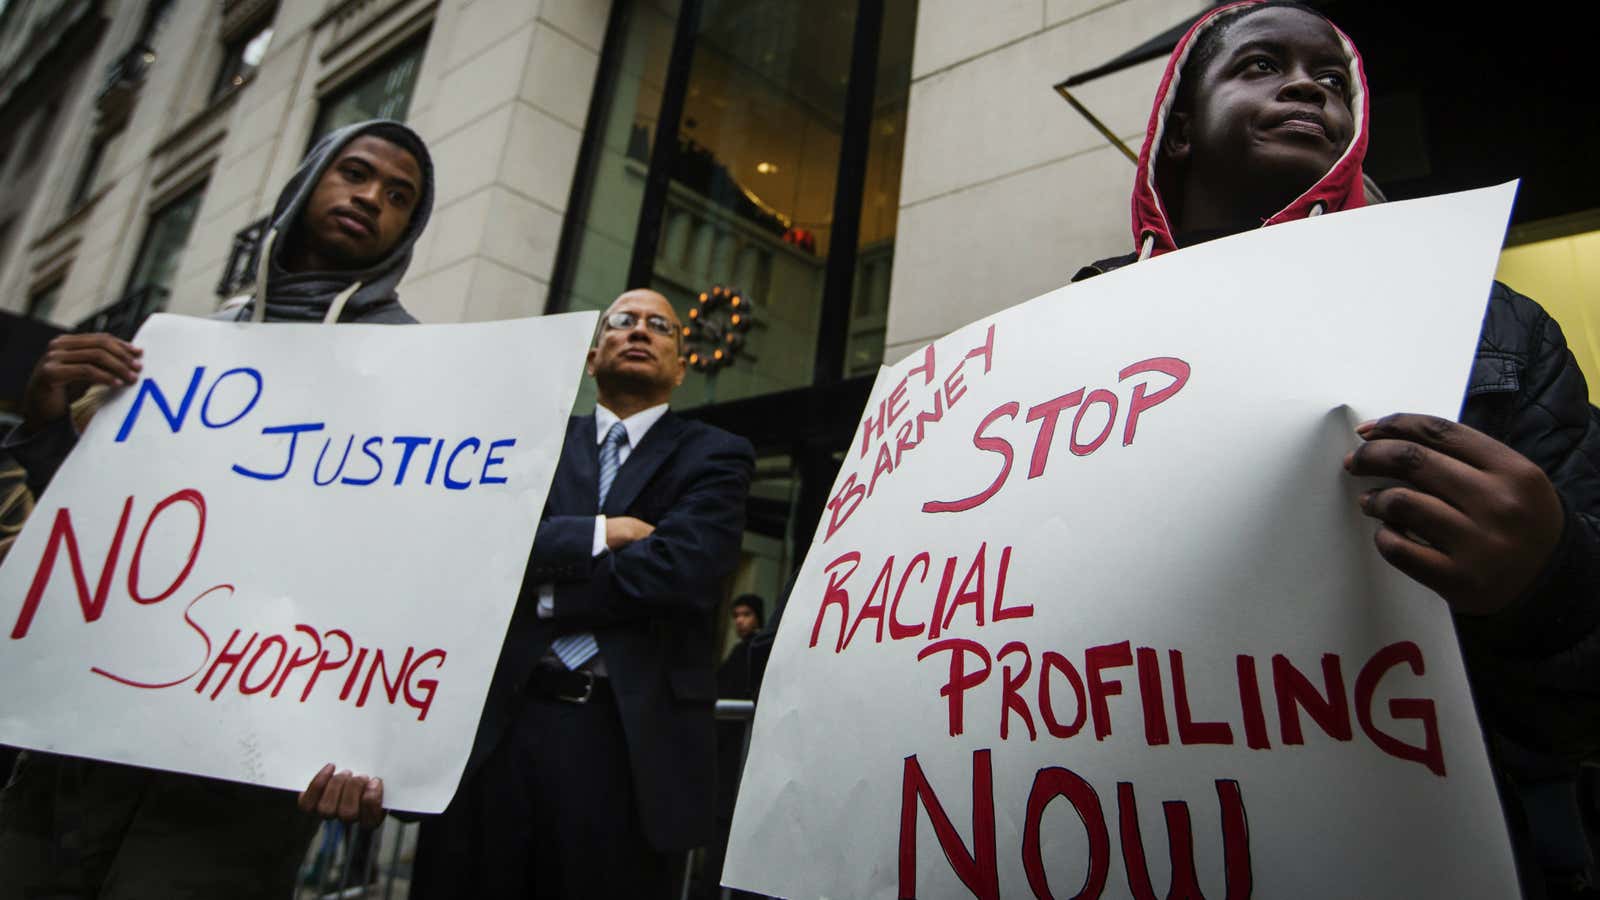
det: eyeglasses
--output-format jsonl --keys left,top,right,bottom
{"left": 602, "top": 311, "right": 677, "bottom": 338}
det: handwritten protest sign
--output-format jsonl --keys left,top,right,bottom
{"left": 725, "top": 183, "right": 1524, "bottom": 898}
{"left": 0, "top": 311, "right": 595, "bottom": 812}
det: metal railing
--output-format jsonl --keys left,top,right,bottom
{"left": 217, "top": 216, "right": 270, "bottom": 299}
{"left": 292, "top": 699, "right": 760, "bottom": 900}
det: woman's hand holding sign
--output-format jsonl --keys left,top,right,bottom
{"left": 1345, "top": 413, "right": 1564, "bottom": 616}
{"left": 300, "top": 763, "right": 385, "bottom": 827}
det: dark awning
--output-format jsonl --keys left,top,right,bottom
{"left": 1055, "top": 12, "right": 1202, "bottom": 90}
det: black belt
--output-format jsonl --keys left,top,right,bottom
{"left": 529, "top": 666, "right": 609, "bottom": 704}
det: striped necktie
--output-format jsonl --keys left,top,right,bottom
{"left": 550, "top": 421, "right": 629, "bottom": 670}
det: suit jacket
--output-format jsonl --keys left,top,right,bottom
{"left": 465, "top": 411, "right": 755, "bottom": 852}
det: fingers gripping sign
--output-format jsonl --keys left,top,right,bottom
{"left": 299, "top": 763, "right": 386, "bottom": 827}
{"left": 22, "top": 333, "right": 143, "bottom": 431}
{"left": 1343, "top": 413, "right": 1564, "bottom": 616}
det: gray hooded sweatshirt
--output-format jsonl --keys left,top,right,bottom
{"left": 223, "top": 118, "right": 434, "bottom": 325}
{"left": 9, "top": 119, "right": 435, "bottom": 489}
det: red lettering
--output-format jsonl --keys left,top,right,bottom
{"left": 274, "top": 625, "right": 323, "bottom": 699}
{"left": 997, "top": 641, "right": 1035, "bottom": 741}
{"left": 940, "top": 543, "right": 987, "bottom": 633}
{"left": 1069, "top": 389, "right": 1118, "bottom": 456}
{"left": 1135, "top": 647, "right": 1170, "bottom": 746}
{"left": 868, "top": 442, "right": 895, "bottom": 496}
{"left": 1022, "top": 767, "right": 1109, "bottom": 900}
{"left": 1235, "top": 654, "right": 1271, "bottom": 750}
{"left": 1272, "top": 653, "right": 1352, "bottom": 744}
{"left": 1085, "top": 641, "right": 1132, "bottom": 740}
{"left": 357, "top": 646, "right": 414, "bottom": 708}
{"left": 196, "top": 629, "right": 257, "bottom": 700}
{"left": 1119, "top": 356, "right": 1190, "bottom": 446}
{"left": 887, "top": 377, "right": 910, "bottom": 428}
{"left": 906, "top": 343, "right": 936, "bottom": 385}
{"left": 923, "top": 402, "right": 1017, "bottom": 514}
{"left": 91, "top": 583, "right": 229, "bottom": 689}
{"left": 914, "top": 389, "right": 944, "bottom": 442}
{"left": 302, "top": 628, "right": 353, "bottom": 701}
{"left": 1024, "top": 389, "right": 1084, "bottom": 479}
{"left": 990, "top": 545, "right": 1030, "bottom": 622}
{"left": 1355, "top": 641, "right": 1445, "bottom": 776}
{"left": 404, "top": 649, "right": 446, "bottom": 721}
{"left": 927, "top": 555, "right": 959, "bottom": 640}
{"left": 859, "top": 397, "right": 886, "bottom": 460}
{"left": 340, "top": 647, "right": 370, "bottom": 700}
{"left": 894, "top": 420, "right": 916, "bottom": 467}
{"left": 1119, "top": 780, "right": 1252, "bottom": 900}
{"left": 810, "top": 552, "right": 860, "bottom": 652}
{"left": 916, "top": 638, "right": 992, "bottom": 737}
{"left": 888, "top": 552, "right": 931, "bottom": 640}
{"left": 1039, "top": 651, "right": 1088, "bottom": 738}
{"left": 127, "top": 489, "right": 205, "bottom": 605}
{"left": 943, "top": 361, "right": 968, "bottom": 408}
{"left": 898, "top": 750, "right": 998, "bottom": 900}
{"left": 965, "top": 324, "right": 995, "bottom": 374}
{"left": 12, "top": 498, "right": 133, "bottom": 639}
{"left": 844, "top": 556, "right": 894, "bottom": 650}
{"left": 824, "top": 473, "right": 865, "bottom": 542}
{"left": 239, "top": 635, "right": 288, "bottom": 695}
{"left": 1170, "top": 649, "right": 1233, "bottom": 745}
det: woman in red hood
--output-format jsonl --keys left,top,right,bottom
{"left": 1076, "top": 3, "right": 1600, "bottom": 897}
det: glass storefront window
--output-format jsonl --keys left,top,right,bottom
{"left": 309, "top": 36, "right": 427, "bottom": 144}
{"left": 844, "top": 0, "right": 914, "bottom": 377}
{"left": 555, "top": 1, "right": 678, "bottom": 322}
{"left": 554, "top": 0, "right": 916, "bottom": 411}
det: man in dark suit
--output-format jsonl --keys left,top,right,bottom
{"left": 413, "top": 289, "right": 755, "bottom": 898}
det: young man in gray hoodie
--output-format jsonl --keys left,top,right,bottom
{"left": 0, "top": 118, "right": 434, "bottom": 899}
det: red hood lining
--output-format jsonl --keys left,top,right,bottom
{"left": 1132, "top": 0, "right": 1370, "bottom": 260}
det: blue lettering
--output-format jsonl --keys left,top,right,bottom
{"left": 444, "top": 438, "right": 481, "bottom": 491}
{"left": 391, "top": 436, "right": 430, "bottom": 485}
{"left": 200, "top": 367, "right": 263, "bottom": 429}
{"left": 481, "top": 438, "right": 516, "bottom": 485}
{"left": 341, "top": 437, "right": 384, "bottom": 486}
{"left": 231, "top": 423, "right": 326, "bottom": 480}
{"left": 114, "top": 367, "right": 205, "bottom": 442}
{"left": 313, "top": 436, "right": 354, "bottom": 486}
{"left": 424, "top": 440, "right": 444, "bottom": 485}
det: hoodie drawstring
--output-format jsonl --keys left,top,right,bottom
{"left": 1137, "top": 233, "right": 1156, "bottom": 262}
{"left": 322, "top": 281, "right": 362, "bottom": 325}
{"left": 246, "top": 225, "right": 363, "bottom": 325}
{"left": 250, "top": 229, "right": 277, "bottom": 324}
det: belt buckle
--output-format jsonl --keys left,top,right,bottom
{"left": 556, "top": 670, "right": 595, "bottom": 704}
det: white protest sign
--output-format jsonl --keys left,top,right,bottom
{"left": 0, "top": 311, "right": 595, "bottom": 812}
{"left": 726, "top": 183, "right": 1523, "bottom": 898}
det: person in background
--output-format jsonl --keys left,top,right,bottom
{"left": 0, "top": 118, "right": 435, "bottom": 899}
{"left": 718, "top": 593, "right": 766, "bottom": 701}
{"left": 1072, "top": 4, "right": 1600, "bottom": 896}
{"left": 413, "top": 288, "right": 755, "bottom": 899}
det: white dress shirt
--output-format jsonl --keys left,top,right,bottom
{"left": 536, "top": 402, "right": 670, "bottom": 621}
